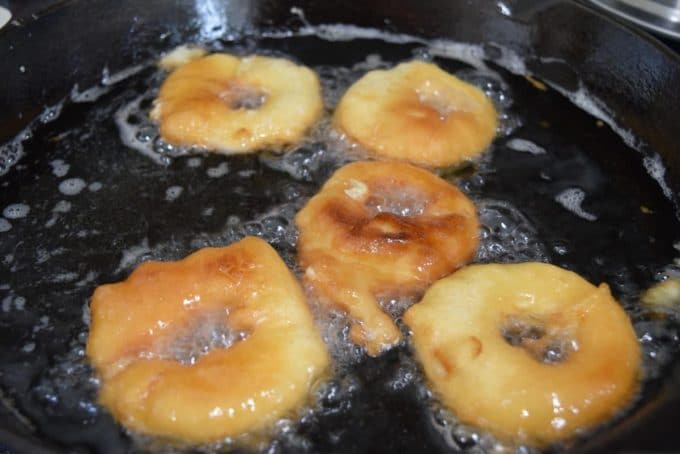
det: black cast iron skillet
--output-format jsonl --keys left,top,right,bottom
{"left": 0, "top": 0, "right": 679, "bottom": 452}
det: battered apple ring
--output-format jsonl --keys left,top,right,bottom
{"left": 333, "top": 60, "right": 498, "bottom": 168}
{"left": 86, "top": 237, "right": 329, "bottom": 443}
{"left": 404, "top": 263, "right": 641, "bottom": 447}
{"left": 295, "top": 161, "right": 479, "bottom": 356}
{"left": 150, "top": 53, "right": 323, "bottom": 153}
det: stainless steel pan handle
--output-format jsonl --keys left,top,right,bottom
{"left": 588, "top": 0, "right": 680, "bottom": 39}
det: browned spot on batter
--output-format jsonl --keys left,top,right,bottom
{"left": 467, "top": 336, "right": 483, "bottom": 358}
{"left": 214, "top": 252, "right": 258, "bottom": 289}
{"left": 233, "top": 128, "right": 251, "bottom": 140}
{"left": 323, "top": 200, "right": 426, "bottom": 252}
{"left": 433, "top": 348, "right": 454, "bottom": 375}
{"left": 324, "top": 198, "right": 364, "bottom": 227}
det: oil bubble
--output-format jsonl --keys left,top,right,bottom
{"left": 165, "top": 185, "right": 184, "bottom": 202}
{"left": 555, "top": 188, "right": 597, "bottom": 221}
{"left": 49, "top": 159, "right": 70, "bottom": 177}
{"left": 506, "top": 138, "right": 546, "bottom": 155}
{"left": 58, "top": 178, "right": 87, "bottom": 196}
{"left": 206, "top": 162, "right": 229, "bottom": 178}
{"left": 475, "top": 199, "right": 548, "bottom": 263}
{"left": 3, "top": 203, "right": 29, "bottom": 219}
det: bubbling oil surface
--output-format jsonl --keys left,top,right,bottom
{"left": 0, "top": 22, "right": 677, "bottom": 454}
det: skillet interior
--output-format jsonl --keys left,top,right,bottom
{"left": 0, "top": 0, "right": 679, "bottom": 452}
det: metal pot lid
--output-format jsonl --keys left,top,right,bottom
{"left": 588, "top": 0, "right": 680, "bottom": 40}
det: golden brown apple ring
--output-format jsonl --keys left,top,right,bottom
{"left": 404, "top": 262, "right": 641, "bottom": 446}
{"left": 295, "top": 161, "right": 479, "bottom": 356}
{"left": 151, "top": 53, "right": 323, "bottom": 153}
{"left": 333, "top": 60, "right": 498, "bottom": 167}
{"left": 86, "top": 237, "right": 329, "bottom": 443}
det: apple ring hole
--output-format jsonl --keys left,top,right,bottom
{"left": 154, "top": 311, "right": 250, "bottom": 365}
{"left": 220, "top": 84, "right": 268, "bottom": 110}
{"left": 502, "top": 317, "right": 575, "bottom": 364}
{"left": 416, "top": 88, "right": 455, "bottom": 119}
{"left": 364, "top": 185, "right": 428, "bottom": 218}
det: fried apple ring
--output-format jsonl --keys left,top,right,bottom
{"left": 86, "top": 237, "right": 329, "bottom": 443}
{"left": 151, "top": 53, "right": 323, "bottom": 153}
{"left": 296, "top": 161, "right": 479, "bottom": 356}
{"left": 404, "top": 263, "right": 641, "bottom": 446}
{"left": 333, "top": 60, "right": 498, "bottom": 167}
